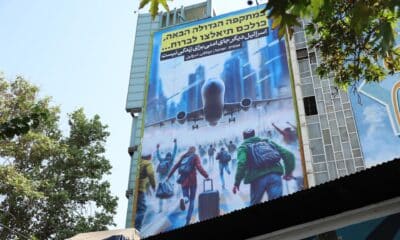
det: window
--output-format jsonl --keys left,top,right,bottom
{"left": 296, "top": 48, "right": 308, "bottom": 60}
{"left": 304, "top": 96, "right": 318, "bottom": 116}
{"left": 161, "top": 14, "right": 167, "bottom": 27}
{"left": 169, "top": 13, "right": 174, "bottom": 25}
{"left": 176, "top": 10, "right": 182, "bottom": 24}
{"left": 309, "top": 52, "right": 317, "bottom": 64}
{"left": 307, "top": 123, "right": 322, "bottom": 139}
{"left": 298, "top": 59, "right": 310, "bottom": 73}
{"left": 294, "top": 31, "right": 306, "bottom": 43}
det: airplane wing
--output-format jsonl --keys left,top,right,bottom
{"left": 223, "top": 96, "right": 292, "bottom": 116}
{"left": 185, "top": 108, "right": 205, "bottom": 122}
{"left": 223, "top": 103, "right": 242, "bottom": 116}
{"left": 144, "top": 116, "right": 177, "bottom": 128}
{"left": 251, "top": 96, "right": 292, "bottom": 106}
{"left": 144, "top": 108, "right": 204, "bottom": 128}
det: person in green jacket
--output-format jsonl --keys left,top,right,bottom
{"left": 232, "top": 129, "right": 295, "bottom": 205}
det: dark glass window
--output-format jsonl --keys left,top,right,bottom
{"left": 296, "top": 48, "right": 308, "bottom": 60}
{"left": 304, "top": 96, "right": 318, "bottom": 116}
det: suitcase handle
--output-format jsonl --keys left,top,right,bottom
{"left": 203, "top": 179, "right": 213, "bottom": 192}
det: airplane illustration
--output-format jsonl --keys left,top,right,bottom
{"left": 146, "top": 78, "right": 292, "bottom": 129}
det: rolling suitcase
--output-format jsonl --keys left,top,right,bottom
{"left": 198, "top": 179, "right": 219, "bottom": 221}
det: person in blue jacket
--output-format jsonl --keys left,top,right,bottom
{"left": 156, "top": 139, "right": 177, "bottom": 213}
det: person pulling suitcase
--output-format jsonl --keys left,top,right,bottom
{"left": 167, "top": 146, "right": 209, "bottom": 225}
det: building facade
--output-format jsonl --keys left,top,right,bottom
{"left": 289, "top": 19, "right": 365, "bottom": 187}
{"left": 124, "top": 0, "right": 371, "bottom": 234}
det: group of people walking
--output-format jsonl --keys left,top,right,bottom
{"left": 135, "top": 128, "right": 296, "bottom": 231}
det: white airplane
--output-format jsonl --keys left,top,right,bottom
{"left": 146, "top": 78, "right": 292, "bottom": 129}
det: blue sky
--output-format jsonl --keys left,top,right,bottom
{"left": 0, "top": 0, "right": 265, "bottom": 229}
{"left": 0, "top": 0, "right": 136, "bottom": 229}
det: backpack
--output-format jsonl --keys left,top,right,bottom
{"left": 219, "top": 151, "right": 231, "bottom": 163}
{"left": 247, "top": 140, "right": 281, "bottom": 169}
{"left": 157, "top": 160, "right": 170, "bottom": 175}
{"left": 178, "top": 154, "right": 195, "bottom": 176}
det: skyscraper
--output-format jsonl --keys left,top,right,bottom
{"left": 221, "top": 56, "right": 242, "bottom": 102}
{"left": 232, "top": 42, "right": 257, "bottom": 100}
{"left": 187, "top": 65, "right": 205, "bottom": 111}
{"left": 258, "top": 46, "right": 273, "bottom": 99}
{"left": 146, "top": 77, "right": 167, "bottom": 124}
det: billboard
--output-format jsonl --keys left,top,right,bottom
{"left": 134, "top": 5, "right": 305, "bottom": 237}
{"left": 349, "top": 33, "right": 400, "bottom": 167}
{"left": 350, "top": 76, "right": 400, "bottom": 167}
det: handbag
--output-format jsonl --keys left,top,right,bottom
{"left": 156, "top": 181, "right": 174, "bottom": 199}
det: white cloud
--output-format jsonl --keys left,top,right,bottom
{"left": 363, "top": 131, "right": 400, "bottom": 167}
{"left": 360, "top": 103, "right": 400, "bottom": 167}
{"left": 362, "top": 104, "right": 386, "bottom": 138}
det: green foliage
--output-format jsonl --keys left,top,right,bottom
{"left": 0, "top": 76, "right": 117, "bottom": 239}
{"left": 265, "top": 0, "right": 399, "bottom": 88}
{"left": 301, "top": 0, "right": 400, "bottom": 89}
{"left": 0, "top": 165, "right": 44, "bottom": 200}
{"left": 0, "top": 75, "right": 50, "bottom": 140}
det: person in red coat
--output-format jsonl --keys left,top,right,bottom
{"left": 167, "top": 146, "right": 209, "bottom": 225}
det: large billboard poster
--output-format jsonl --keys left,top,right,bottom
{"left": 350, "top": 74, "right": 400, "bottom": 167}
{"left": 350, "top": 31, "right": 400, "bottom": 167}
{"left": 135, "top": 6, "right": 305, "bottom": 237}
